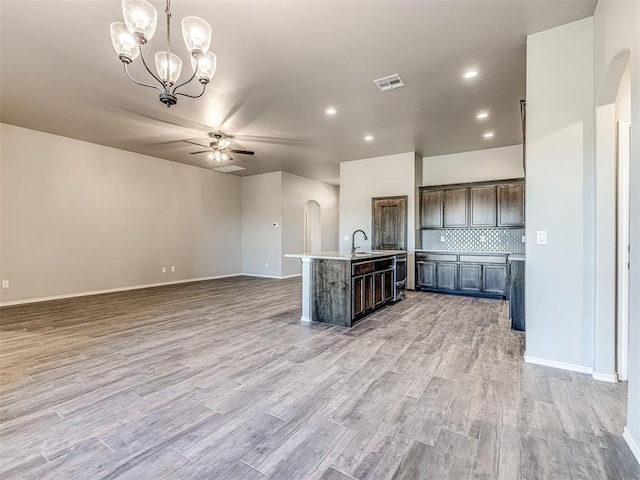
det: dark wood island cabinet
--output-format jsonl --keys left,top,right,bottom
{"left": 286, "top": 251, "right": 407, "bottom": 327}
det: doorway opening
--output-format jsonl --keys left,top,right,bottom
{"left": 616, "top": 117, "right": 631, "bottom": 380}
{"left": 615, "top": 61, "right": 631, "bottom": 382}
{"left": 304, "top": 200, "right": 321, "bottom": 253}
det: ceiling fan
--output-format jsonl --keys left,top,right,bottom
{"left": 188, "top": 132, "right": 255, "bottom": 163}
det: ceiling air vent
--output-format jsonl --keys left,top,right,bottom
{"left": 214, "top": 165, "right": 246, "bottom": 173}
{"left": 373, "top": 74, "right": 406, "bottom": 92}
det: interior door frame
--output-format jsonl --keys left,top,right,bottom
{"left": 617, "top": 119, "right": 631, "bottom": 381}
{"left": 371, "top": 195, "right": 408, "bottom": 250}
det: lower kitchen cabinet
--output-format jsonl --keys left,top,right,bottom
{"left": 416, "top": 252, "right": 508, "bottom": 298}
{"left": 436, "top": 263, "right": 457, "bottom": 290}
{"left": 483, "top": 265, "right": 507, "bottom": 295}
{"left": 416, "top": 260, "right": 436, "bottom": 288}
{"left": 459, "top": 264, "right": 482, "bottom": 292}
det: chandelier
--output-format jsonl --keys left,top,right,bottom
{"left": 110, "top": 0, "right": 216, "bottom": 107}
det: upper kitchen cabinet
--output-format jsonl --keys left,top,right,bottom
{"left": 420, "top": 190, "right": 443, "bottom": 228}
{"left": 470, "top": 186, "right": 497, "bottom": 227}
{"left": 497, "top": 184, "right": 525, "bottom": 227}
{"left": 420, "top": 179, "right": 525, "bottom": 229}
{"left": 443, "top": 188, "right": 468, "bottom": 227}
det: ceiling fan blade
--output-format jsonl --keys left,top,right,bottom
{"left": 228, "top": 149, "right": 255, "bottom": 155}
{"left": 189, "top": 150, "right": 211, "bottom": 154}
{"left": 183, "top": 139, "right": 209, "bottom": 148}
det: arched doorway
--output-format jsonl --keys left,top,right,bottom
{"left": 304, "top": 200, "right": 321, "bottom": 253}
{"left": 594, "top": 52, "right": 631, "bottom": 383}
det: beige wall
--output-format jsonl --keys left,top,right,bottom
{"left": 241, "top": 171, "right": 339, "bottom": 277}
{"left": 281, "top": 172, "right": 339, "bottom": 277}
{"left": 525, "top": 18, "right": 595, "bottom": 369}
{"left": 241, "top": 172, "right": 283, "bottom": 277}
{"left": 0, "top": 123, "right": 243, "bottom": 305}
{"left": 422, "top": 145, "right": 524, "bottom": 186}
{"left": 594, "top": 0, "right": 640, "bottom": 458}
{"left": 340, "top": 152, "right": 419, "bottom": 288}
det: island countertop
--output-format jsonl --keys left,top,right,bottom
{"left": 285, "top": 250, "right": 407, "bottom": 261}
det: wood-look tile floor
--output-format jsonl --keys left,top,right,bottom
{"left": 1, "top": 276, "right": 638, "bottom": 479}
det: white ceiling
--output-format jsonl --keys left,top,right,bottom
{"left": 0, "top": 0, "right": 596, "bottom": 185}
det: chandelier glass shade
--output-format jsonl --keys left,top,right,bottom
{"left": 110, "top": 0, "right": 216, "bottom": 107}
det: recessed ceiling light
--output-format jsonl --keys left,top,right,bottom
{"left": 325, "top": 107, "right": 337, "bottom": 115}
{"left": 463, "top": 70, "right": 478, "bottom": 79}
{"left": 483, "top": 132, "right": 494, "bottom": 138}
{"left": 476, "top": 112, "right": 489, "bottom": 119}
{"left": 364, "top": 135, "right": 374, "bottom": 141}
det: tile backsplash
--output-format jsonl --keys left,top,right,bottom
{"left": 421, "top": 228, "right": 525, "bottom": 253}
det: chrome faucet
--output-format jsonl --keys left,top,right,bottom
{"left": 351, "top": 229, "right": 368, "bottom": 254}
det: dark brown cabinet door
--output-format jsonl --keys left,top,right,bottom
{"left": 470, "top": 186, "right": 497, "bottom": 227}
{"left": 483, "top": 265, "right": 507, "bottom": 295}
{"left": 420, "top": 190, "right": 443, "bottom": 228}
{"left": 459, "top": 264, "right": 482, "bottom": 292}
{"left": 352, "top": 276, "right": 365, "bottom": 319}
{"left": 444, "top": 188, "right": 468, "bottom": 227}
{"left": 417, "top": 261, "right": 436, "bottom": 287}
{"left": 436, "top": 263, "right": 457, "bottom": 290}
{"left": 364, "top": 274, "right": 374, "bottom": 311}
{"left": 372, "top": 196, "right": 408, "bottom": 250}
{"left": 383, "top": 270, "right": 394, "bottom": 303}
{"left": 497, "top": 184, "right": 525, "bottom": 227}
{"left": 373, "top": 272, "right": 385, "bottom": 306}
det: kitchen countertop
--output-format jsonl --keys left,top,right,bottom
{"left": 285, "top": 250, "right": 407, "bottom": 261}
{"left": 508, "top": 253, "right": 526, "bottom": 261}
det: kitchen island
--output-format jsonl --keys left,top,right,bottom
{"left": 285, "top": 251, "right": 407, "bottom": 327}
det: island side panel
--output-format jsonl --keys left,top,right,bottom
{"left": 312, "top": 259, "right": 352, "bottom": 327}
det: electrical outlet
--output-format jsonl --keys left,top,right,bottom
{"left": 265, "top": 262, "right": 269, "bottom": 268}
{"left": 161, "top": 266, "right": 167, "bottom": 273}
{"left": 344, "top": 235, "right": 349, "bottom": 241}
{"left": 440, "top": 235, "right": 446, "bottom": 242}
{"left": 1, "top": 280, "right": 9, "bottom": 289}
{"left": 170, "top": 266, "right": 175, "bottom": 272}
{"left": 522, "top": 236, "right": 526, "bottom": 243}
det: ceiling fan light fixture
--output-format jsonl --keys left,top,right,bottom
{"left": 122, "top": 0, "right": 157, "bottom": 44}
{"left": 181, "top": 16, "right": 212, "bottom": 58}
{"left": 110, "top": 22, "right": 139, "bottom": 63}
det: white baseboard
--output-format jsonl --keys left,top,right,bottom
{"left": 623, "top": 427, "right": 640, "bottom": 465}
{"left": 0, "top": 273, "right": 245, "bottom": 307}
{"left": 0, "top": 272, "right": 303, "bottom": 307}
{"left": 524, "top": 354, "right": 594, "bottom": 374}
{"left": 592, "top": 371, "right": 619, "bottom": 383}
{"left": 242, "top": 273, "right": 302, "bottom": 279}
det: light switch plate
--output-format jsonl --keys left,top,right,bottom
{"left": 536, "top": 231, "right": 548, "bottom": 245}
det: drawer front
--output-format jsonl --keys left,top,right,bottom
{"left": 459, "top": 254, "right": 507, "bottom": 264}
{"left": 352, "top": 261, "right": 375, "bottom": 276}
{"left": 418, "top": 253, "right": 458, "bottom": 262}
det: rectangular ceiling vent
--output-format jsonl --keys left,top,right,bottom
{"left": 373, "top": 74, "right": 406, "bottom": 92}
{"left": 214, "top": 165, "right": 246, "bottom": 173}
